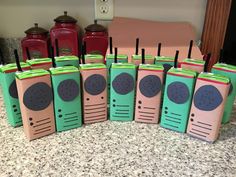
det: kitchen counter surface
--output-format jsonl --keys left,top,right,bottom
{"left": 0, "top": 88, "right": 236, "bottom": 177}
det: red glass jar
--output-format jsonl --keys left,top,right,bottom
{"left": 83, "top": 20, "right": 108, "bottom": 58}
{"left": 50, "top": 11, "right": 80, "bottom": 56}
{"left": 21, "top": 23, "right": 50, "bottom": 61}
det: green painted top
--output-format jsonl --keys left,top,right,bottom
{"left": 139, "top": 64, "right": 164, "bottom": 71}
{"left": 132, "top": 54, "right": 153, "bottom": 60}
{"left": 27, "top": 58, "right": 52, "bottom": 65}
{"left": 155, "top": 56, "right": 175, "bottom": 62}
{"left": 85, "top": 54, "right": 103, "bottom": 60}
{"left": 213, "top": 63, "right": 236, "bottom": 72}
{"left": 106, "top": 54, "right": 128, "bottom": 60}
{"left": 55, "top": 56, "right": 79, "bottom": 62}
{"left": 0, "top": 62, "right": 30, "bottom": 73}
{"left": 182, "top": 58, "right": 205, "bottom": 65}
{"left": 198, "top": 72, "right": 230, "bottom": 83}
{"left": 168, "top": 67, "right": 197, "bottom": 77}
{"left": 79, "top": 63, "right": 106, "bottom": 70}
{"left": 111, "top": 63, "right": 136, "bottom": 69}
{"left": 49, "top": 66, "right": 79, "bottom": 75}
{"left": 16, "top": 69, "right": 49, "bottom": 80}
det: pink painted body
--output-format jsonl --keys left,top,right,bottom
{"left": 80, "top": 68, "right": 107, "bottom": 124}
{"left": 135, "top": 69, "right": 163, "bottom": 123}
{"left": 132, "top": 59, "right": 154, "bottom": 66}
{"left": 30, "top": 63, "right": 52, "bottom": 70}
{"left": 181, "top": 63, "right": 204, "bottom": 73}
{"left": 187, "top": 78, "right": 230, "bottom": 142}
{"left": 16, "top": 75, "right": 55, "bottom": 141}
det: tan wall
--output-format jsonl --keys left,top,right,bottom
{"left": 0, "top": 0, "right": 207, "bottom": 39}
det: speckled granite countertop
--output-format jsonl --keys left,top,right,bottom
{"left": 0, "top": 88, "right": 236, "bottom": 177}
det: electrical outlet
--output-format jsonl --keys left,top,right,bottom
{"left": 95, "top": 0, "right": 114, "bottom": 20}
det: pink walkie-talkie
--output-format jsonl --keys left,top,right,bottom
{"left": 135, "top": 49, "right": 164, "bottom": 123}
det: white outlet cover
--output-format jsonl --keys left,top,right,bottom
{"left": 95, "top": 0, "right": 114, "bottom": 20}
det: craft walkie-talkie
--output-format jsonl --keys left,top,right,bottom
{"left": 187, "top": 53, "right": 230, "bottom": 142}
{"left": 211, "top": 49, "right": 236, "bottom": 124}
{"left": 160, "top": 50, "right": 197, "bottom": 133}
{"left": 106, "top": 38, "right": 128, "bottom": 106}
{"left": 181, "top": 40, "right": 205, "bottom": 73}
{"left": 49, "top": 47, "right": 82, "bottom": 132}
{"left": 15, "top": 50, "right": 55, "bottom": 140}
{"left": 54, "top": 39, "right": 79, "bottom": 67}
{"left": 135, "top": 49, "right": 164, "bottom": 123}
{"left": 80, "top": 46, "right": 107, "bottom": 124}
{"left": 131, "top": 38, "right": 154, "bottom": 66}
{"left": 26, "top": 47, "right": 52, "bottom": 70}
{"left": 0, "top": 51, "right": 30, "bottom": 127}
{"left": 110, "top": 48, "right": 136, "bottom": 121}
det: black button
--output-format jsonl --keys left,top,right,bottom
{"left": 101, "top": 97, "right": 104, "bottom": 99}
{"left": 86, "top": 98, "right": 90, "bottom": 101}
{"left": 113, "top": 104, "right": 115, "bottom": 107}
{"left": 165, "top": 111, "right": 168, "bottom": 114}
{"left": 165, "top": 107, "right": 168, "bottom": 110}
{"left": 138, "top": 101, "right": 142, "bottom": 104}
{"left": 29, "top": 117, "right": 33, "bottom": 121}
{"left": 191, "top": 113, "right": 195, "bottom": 117}
{"left": 138, "top": 106, "right": 141, "bottom": 109}
{"left": 59, "top": 115, "right": 62, "bottom": 118}
{"left": 13, "top": 105, "right": 16, "bottom": 108}
{"left": 58, "top": 109, "right": 62, "bottom": 112}
{"left": 191, "top": 118, "right": 194, "bottom": 122}
{"left": 113, "top": 99, "right": 116, "bottom": 102}
{"left": 30, "top": 122, "right": 33, "bottom": 126}
{"left": 14, "top": 109, "right": 17, "bottom": 112}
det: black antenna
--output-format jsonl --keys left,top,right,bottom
{"left": 14, "top": 49, "right": 23, "bottom": 72}
{"left": 157, "top": 43, "right": 161, "bottom": 57}
{"left": 187, "top": 40, "right": 193, "bottom": 58}
{"left": 174, "top": 50, "right": 179, "bottom": 68}
{"left": 83, "top": 41, "right": 87, "bottom": 55}
{"left": 114, "top": 47, "right": 118, "bottom": 63}
{"left": 204, "top": 53, "right": 211, "bottom": 72}
{"left": 0, "top": 48, "right": 5, "bottom": 65}
{"left": 81, "top": 44, "right": 85, "bottom": 64}
{"left": 55, "top": 39, "right": 59, "bottom": 57}
{"left": 135, "top": 38, "right": 139, "bottom": 55}
{"left": 51, "top": 46, "right": 56, "bottom": 68}
{"left": 26, "top": 47, "right": 31, "bottom": 60}
{"left": 219, "top": 49, "right": 224, "bottom": 63}
{"left": 141, "top": 48, "right": 145, "bottom": 64}
{"left": 109, "top": 37, "right": 113, "bottom": 54}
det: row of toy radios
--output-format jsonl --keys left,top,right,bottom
{"left": 0, "top": 39, "right": 235, "bottom": 142}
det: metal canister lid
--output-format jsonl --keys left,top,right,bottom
{"left": 54, "top": 11, "right": 77, "bottom": 23}
{"left": 25, "top": 23, "right": 48, "bottom": 35}
{"left": 85, "top": 20, "right": 106, "bottom": 32}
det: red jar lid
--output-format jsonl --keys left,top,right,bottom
{"left": 25, "top": 23, "right": 48, "bottom": 35}
{"left": 85, "top": 20, "right": 106, "bottom": 32}
{"left": 54, "top": 11, "right": 77, "bottom": 23}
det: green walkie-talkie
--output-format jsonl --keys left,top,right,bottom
{"left": 160, "top": 50, "right": 197, "bottom": 133}
{"left": 50, "top": 47, "right": 82, "bottom": 132}
{"left": 0, "top": 51, "right": 30, "bottom": 127}
{"left": 110, "top": 48, "right": 136, "bottom": 121}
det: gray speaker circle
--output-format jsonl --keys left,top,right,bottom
{"left": 112, "top": 73, "right": 134, "bottom": 95}
{"left": 167, "top": 81, "right": 189, "bottom": 104}
{"left": 9, "top": 80, "right": 18, "bottom": 99}
{"left": 194, "top": 85, "right": 223, "bottom": 111}
{"left": 58, "top": 79, "right": 79, "bottom": 102}
{"left": 139, "top": 75, "right": 162, "bottom": 98}
{"left": 84, "top": 74, "right": 106, "bottom": 95}
{"left": 23, "top": 82, "right": 53, "bottom": 111}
